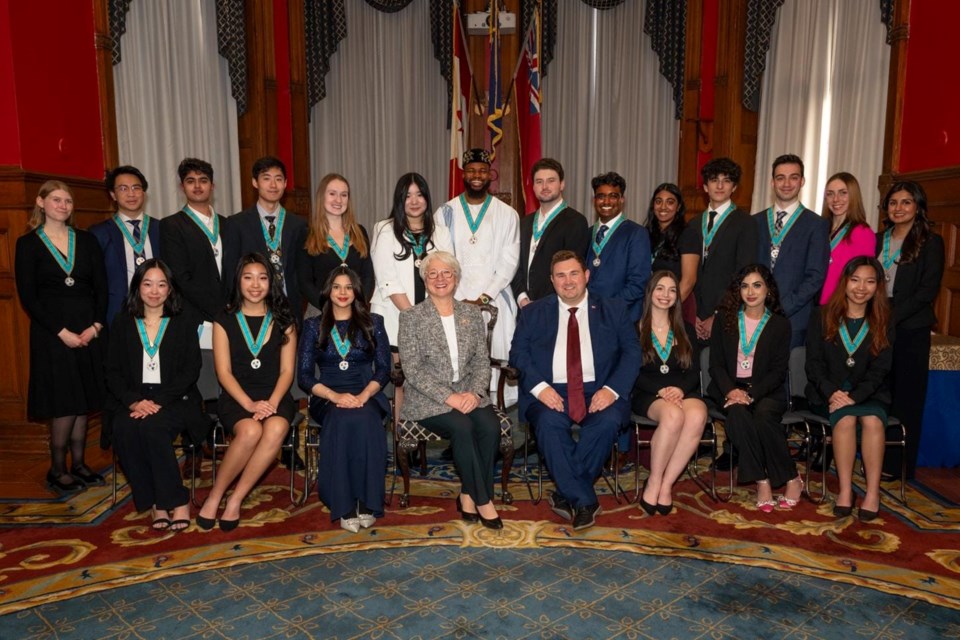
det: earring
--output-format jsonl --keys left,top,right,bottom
{"left": 40, "top": 207, "right": 45, "bottom": 215}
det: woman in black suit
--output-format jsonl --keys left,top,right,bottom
{"left": 709, "top": 264, "right": 797, "bottom": 513}
{"left": 806, "top": 257, "right": 893, "bottom": 521}
{"left": 876, "top": 181, "right": 944, "bottom": 480}
{"left": 107, "top": 259, "right": 208, "bottom": 531}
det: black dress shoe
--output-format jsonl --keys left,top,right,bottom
{"left": 281, "top": 450, "right": 306, "bottom": 471}
{"left": 713, "top": 451, "right": 737, "bottom": 471}
{"left": 456, "top": 495, "right": 480, "bottom": 523}
{"left": 46, "top": 471, "right": 84, "bottom": 493}
{"left": 71, "top": 465, "right": 105, "bottom": 486}
{"left": 479, "top": 513, "right": 503, "bottom": 530}
{"left": 548, "top": 492, "right": 573, "bottom": 521}
{"left": 572, "top": 503, "right": 601, "bottom": 531}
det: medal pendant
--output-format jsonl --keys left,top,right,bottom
{"left": 414, "top": 259, "right": 422, "bottom": 268}
{"left": 770, "top": 247, "right": 780, "bottom": 260}
{"left": 64, "top": 277, "right": 75, "bottom": 287}
{"left": 147, "top": 360, "right": 158, "bottom": 371}
{"left": 846, "top": 357, "right": 855, "bottom": 368}
{"left": 740, "top": 359, "right": 751, "bottom": 370}
{"left": 659, "top": 364, "right": 670, "bottom": 374}
{"left": 135, "top": 256, "right": 145, "bottom": 266}
{"left": 885, "top": 273, "right": 891, "bottom": 282}
{"left": 702, "top": 251, "right": 709, "bottom": 261}
{"left": 339, "top": 361, "right": 349, "bottom": 371}
{"left": 251, "top": 358, "right": 261, "bottom": 370}
{"left": 592, "top": 257, "right": 601, "bottom": 267}
{"left": 270, "top": 252, "right": 281, "bottom": 265}
{"left": 213, "top": 247, "right": 220, "bottom": 257}
{"left": 469, "top": 235, "right": 478, "bottom": 245}
{"left": 340, "top": 262, "right": 348, "bottom": 268}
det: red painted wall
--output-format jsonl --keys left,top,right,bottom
{"left": 5, "top": 0, "right": 104, "bottom": 179}
{"left": 0, "top": 0, "right": 22, "bottom": 165}
{"left": 899, "top": 1, "right": 960, "bottom": 173}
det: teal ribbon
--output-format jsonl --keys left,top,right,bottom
{"left": 181, "top": 205, "right": 219, "bottom": 246}
{"left": 738, "top": 308, "right": 772, "bottom": 360}
{"left": 260, "top": 207, "right": 286, "bottom": 252}
{"left": 766, "top": 204, "right": 804, "bottom": 248}
{"left": 829, "top": 222, "right": 850, "bottom": 252}
{"left": 701, "top": 203, "right": 735, "bottom": 256}
{"left": 327, "top": 233, "right": 350, "bottom": 262}
{"left": 236, "top": 311, "right": 273, "bottom": 359}
{"left": 405, "top": 230, "right": 426, "bottom": 259}
{"left": 652, "top": 329, "right": 674, "bottom": 365}
{"left": 330, "top": 324, "right": 352, "bottom": 360}
{"left": 136, "top": 317, "right": 170, "bottom": 360}
{"left": 112, "top": 214, "right": 149, "bottom": 255}
{"left": 532, "top": 202, "right": 567, "bottom": 242}
{"left": 839, "top": 317, "right": 869, "bottom": 358}
{"left": 459, "top": 194, "right": 493, "bottom": 237}
{"left": 37, "top": 226, "right": 76, "bottom": 277}
{"left": 591, "top": 216, "right": 626, "bottom": 259}
{"left": 881, "top": 228, "right": 902, "bottom": 271}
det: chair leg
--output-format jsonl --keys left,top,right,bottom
{"left": 899, "top": 424, "right": 908, "bottom": 506}
{"left": 418, "top": 440, "right": 428, "bottom": 476}
{"left": 397, "top": 437, "right": 416, "bottom": 508}
{"left": 500, "top": 434, "right": 515, "bottom": 505}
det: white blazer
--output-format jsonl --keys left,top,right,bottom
{"left": 370, "top": 219, "right": 453, "bottom": 345}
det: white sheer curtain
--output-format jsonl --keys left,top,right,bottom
{"left": 542, "top": 0, "right": 680, "bottom": 221}
{"left": 751, "top": 0, "right": 890, "bottom": 224}
{"left": 114, "top": 0, "right": 241, "bottom": 219}
{"left": 310, "top": 0, "right": 447, "bottom": 230}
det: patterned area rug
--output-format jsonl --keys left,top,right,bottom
{"left": 2, "top": 455, "right": 960, "bottom": 619}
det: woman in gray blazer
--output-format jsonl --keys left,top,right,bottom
{"left": 398, "top": 251, "right": 503, "bottom": 529}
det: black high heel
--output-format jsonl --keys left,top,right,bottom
{"left": 656, "top": 503, "right": 673, "bottom": 516}
{"left": 46, "top": 471, "right": 84, "bottom": 493}
{"left": 833, "top": 495, "right": 856, "bottom": 518}
{"left": 456, "top": 495, "right": 480, "bottom": 523}
{"left": 639, "top": 481, "right": 657, "bottom": 516}
{"left": 858, "top": 506, "right": 879, "bottom": 523}
{"left": 218, "top": 518, "right": 240, "bottom": 532}
{"left": 478, "top": 513, "right": 504, "bottom": 530}
{"left": 195, "top": 514, "right": 216, "bottom": 531}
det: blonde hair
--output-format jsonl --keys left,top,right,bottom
{"left": 305, "top": 173, "right": 368, "bottom": 257}
{"left": 29, "top": 180, "right": 75, "bottom": 230}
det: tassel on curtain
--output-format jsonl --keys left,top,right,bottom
{"left": 305, "top": 0, "right": 348, "bottom": 110}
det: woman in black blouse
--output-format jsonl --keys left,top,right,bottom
{"left": 631, "top": 271, "right": 707, "bottom": 515}
{"left": 709, "top": 265, "right": 797, "bottom": 513}
{"left": 644, "top": 183, "right": 698, "bottom": 324}
{"left": 107, "top": 259, "right": 208, "bottom": 531}
{"left": 876, "top": 181, "right": 944, "bottom": 480}
{"left": 806, "top": 257, "right": 893, "bottom": 521}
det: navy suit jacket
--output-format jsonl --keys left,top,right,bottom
{"left": 755, "top": 207, "right": 829, "bottom": 345}
{"left": 585, "top": 218, "right": 651, "bottom": 322}
{"left": 509, "top": 293, "right": 642, "bottom": 424}
{"left": 89, "top": 214, "right": 161, "bottom": 323}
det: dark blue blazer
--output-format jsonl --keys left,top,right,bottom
{"left": 89, "top": 214, "right": 161, "bottom": 323}
{"left": 755, "top": 208, "right": 829, "bottom": 346}
{"left": 509, "top": 293, "right": 642, "bottom": 423}
{"left": 585, "top": 219, "right": 651, "bottom": 322}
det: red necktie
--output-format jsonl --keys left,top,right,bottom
{"left": 566, "top": 307, "right": 587, "bottom": 423}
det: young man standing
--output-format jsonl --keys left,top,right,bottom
{"left": 90, "top": 166, "right": 161, "bottom": 323}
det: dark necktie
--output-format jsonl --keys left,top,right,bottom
{"left": 128, "top": 219, "right": 144, "bottom": 260}
{"left": 775, "top": 210, "right": 787, "bottom": 233}
{"left": 265, "top": 215, "right": 277, "bottom": 241}
{"left": 707, "top": 210, "right": 717, "bottom": 232}
{"left": 566, "top": 307, "right": 587, "bottom": 423}
{"left": 595, "top": 224, "right": 608, "bottom": 245}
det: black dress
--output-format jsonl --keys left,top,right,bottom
{"left": 296, "top": 226, "right": 375, "bottom": 312}
{"left": 14, "top": 228, "right": 107, "bottom": 419}
{"left": 631, "top": 348, "right": 701, "bottom": 416}
{"left": 216, "top": 311, "right": 296, "bottom": 431}
{"left": 298, "top": 314, "right": 390, "bottom": 521}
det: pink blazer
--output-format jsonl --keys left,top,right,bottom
{"left": 819, "top": 223, "right": 876, "bottom": 304}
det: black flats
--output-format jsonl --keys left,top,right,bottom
{"left": 46, "top": 471, "right": 84, "bottom": 493}
{"left": 71, "top": 465, "right": 105, "bottom": 486}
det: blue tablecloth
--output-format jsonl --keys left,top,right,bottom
{"left": 917, "top": 336, "right": 960, "bottom": 468}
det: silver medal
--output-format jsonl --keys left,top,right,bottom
{"left": 469, "top": 235, "right": 478, "bottom": 245}
{"left": 592, "top": 257, "right": 601, "bottom": 267}
{"left": 846, "top": 357, "right": 855, "bottom": 368}
{"left": 414, "top": 259, "right": 422, "bottom": 268}
{"left": 135, "top": 256, "right": 145, "bottom": 265}
{"left": 270, "top": 252, "right": 281, "bottom": 265}
{"left": 702, "top": 251, "right": 709, "bottom": 261}
{"left": 770, "top": 247, "right": 780, "bottom": 260}
{"left": 147, "top": 360, "right": 158, "bottom": 371}
{"left": 251, "top": 358, "right": 261, "bottom": 369}
{"left": 339, "top": 361, "right": 349, "bottom": 371}
{"left": 64, "top": 277, "right": 75, "bottom": 287}
{"left": 213, "top": 247, "right": 220, "bottom": 257}
{"left": 739, "top": 359, "right": 751, "bottom": 370}
{"left": 659, "top": 364, "right": 670, "bottom": 374}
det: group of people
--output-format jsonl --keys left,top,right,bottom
{"left": 14, "top": 147, "right": 943, "bottom": 534}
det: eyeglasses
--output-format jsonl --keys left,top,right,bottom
{"left": 115, "top": 185, "right": 144, "bottom": 194}
{"left": 593, "top": 192, "right": 621, "bottom": 201}
{"left": 425, "top": 269, "right": 455, "bottom": 280}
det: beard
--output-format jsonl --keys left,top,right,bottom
{"left": 462, "top": 177, "right": 491, "bottom": 200}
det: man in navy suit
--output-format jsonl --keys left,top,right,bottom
{"left": 585, "top": 172, "right": 651, "bottom": 323}
{"left": 755, "top": 154, "right": 829, "bottom": 347}
{"left": 510, "top": 250, "right": 641, "bottom": 530}
{"left": 224, "top": 156, "right": 307, "bottom": 321}
{"left": 90, "top": 165, "right": 160, "bottom": 323}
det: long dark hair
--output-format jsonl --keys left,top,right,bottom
{"left": 388, "top": 172, "right": 437, "bottom": 261}
{"left": 317, "top": 266, "right": 375, "bottom": 354}
{"left": 880, "top": 180, "right": 933, "bottom": 265}
{"left": 638, "top": 270, "right": 693, "bottom": 369}
{"left": 644, "top": 183, "right": 686, "bottom": 262}
{"left": 717, "top": 264, "right": 785, "bottom": 334}
{"left": 125, "top": 258, "right": 182, "bottom": 318}
{"left": 822, "top": 256, "right": 890, "bottom": 355}
{"left": 226, "top": 252, "right": 294, "bottom": 344}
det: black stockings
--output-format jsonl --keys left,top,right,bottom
{"left": 49, "top": 415, "right": 88, "bottom": 474}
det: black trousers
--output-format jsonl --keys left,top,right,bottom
{"left": 722, "top": 396, "right": 794, "bottom": 487}
{"left": 419, "top": 405, "right": 500, "bottom": 505}
{"left": 887, "top": 325, "right": 931, "bottom": 479}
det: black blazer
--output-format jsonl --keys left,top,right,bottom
{"left": 160, "top": 210, "right": 232, "bottom": 323}
{"left": 296, "top": 225, "right": 375, "bottom": 309}
{"left": 224, "top": 206, "right": 308, "bottom": 318}
{"left": 104, "top": 312, "right": 209, "bottom": 447}
{"left": 511, "top": 206, "right": 590, "bottom": 303}
{"left": 680, "top": 208, "right": 758, "bottom": 319}
{"left": 804, "top": 311, "right": 893, "bottom": 408}
{"left": 876, "top": 231, "right": 945, "bottom": 331}
{"left": 708, "top": 310, "right": 791, "bottom": 403}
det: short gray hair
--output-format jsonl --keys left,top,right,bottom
{"left": 419, "top": 250, "right": 461, "bottom": 281}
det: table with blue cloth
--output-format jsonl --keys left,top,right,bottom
{"left": 918, "top": 335, "right": 960, "bottom": 467}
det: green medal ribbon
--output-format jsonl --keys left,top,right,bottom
{"left": 701, "top": 203, "right": 735, "bottom": 256}
{"left": 738, "top": 308, "right": 772, "bottom": 360}
{"left": 591, "top": 216, "right": 626, "bottom": 259}
{"left": 136, "top": 317, "right": 170, "bottom": 360}
{"left": 652, "top": 329, "right": 674, "bottom": 364}
{"left": 236, "top": 311, "right": 273, "bottom": 359}
{"left": 330, "top": 324, "right": 352, "bottom": 359}
{"left": 37, "top": 226, "right": 76, "bottom": 277}
{"left": 881, "top": 228, "right": 902, "bottom": 271}
{"left": 112, "top": 214, "right": 149, "bottom": 256}
{"left": 532, "top": 202, "right": 567, "bottom": 242}
{"left": 829, "top": 222, "right": 850, "bottom": 252}
{"left": 459, "top": 194, "right": 493, "bottom": 238}
{"left": 260, "top": 207, "right": 286, "bottom": 252}
{"left": 405, "top": 230, "right": 427, "bottom": 259}
{"left": 839, "top": 317, "right": 869, "bottom": 360}
{"left": 328, "top": 233, "right": 351, "bottom": 263}
{"left": 181, "top": 205, "right": 219, "bottom": 247}
{"left": 766, "top": 204, "right": 804, "bottom": 248}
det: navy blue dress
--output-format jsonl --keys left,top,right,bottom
{"left": 298, "top": 313, "right": 390, "bottom": 521}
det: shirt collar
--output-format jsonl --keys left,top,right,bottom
{"left": 708, "top": 200, "right": 731, "bottom": 214}
{"left": 559, "top": 291, "right": 590, "bottom": 314}
{"left": 538, "top": 199, "right": 565, "bottom": 220}
{"left": 774, "top": 201, "right": 801, "bottom": 217}
{"left": 256, "top": 202, "right": 281, "bottom": 219}
{"left": 597, "top": 213, "right": 622, "bottom": 228}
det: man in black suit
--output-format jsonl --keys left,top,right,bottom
{"left": 224, "top": 156, "right": 307, "bottom": 320}
{"left": 511, "top": 158, "right": 590, "bottom": 308}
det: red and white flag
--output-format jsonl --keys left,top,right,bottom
{"left": 448, "top": 2, "right": 472, "bottom": 200}
{"left": 515, "top": 6, "right": 542, "bottom": 214}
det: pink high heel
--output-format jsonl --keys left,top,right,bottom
{"left": 756, "top": 479, "right": 775, "bottom": 513}
{"left": 777, "top": 476, "right": 805, "bottom": 510}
